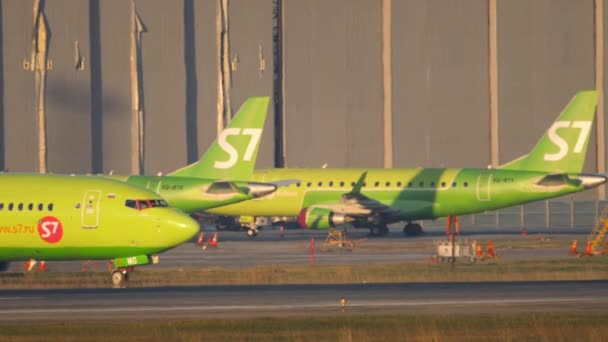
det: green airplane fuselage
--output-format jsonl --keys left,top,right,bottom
{"left": 0, "top": 174, "right": 199, "bottom": 261}
{"left": 106, "top": 175, "right": 274, "bottom": 214}
{"left": 207, "top": 168, "right": 603, "bottom": 221}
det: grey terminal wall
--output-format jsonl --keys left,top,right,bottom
{"left": 0, "top": 0, "right": 606, "bottom": 201}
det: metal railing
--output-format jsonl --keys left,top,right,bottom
{"left": 424, "top": 200, "right": 608, "bottom": 230}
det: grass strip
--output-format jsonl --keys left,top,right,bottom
{"left": 1, "top": 313, "right": 607, "bottom": 341}
{"left": 1, "top": 257, "right": 607, "bottom": 289}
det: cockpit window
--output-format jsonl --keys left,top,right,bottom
{"left": 150, "top": 199, "right": 169, "bottom": 207}
{"left": 125, "top": 199, "right": 169, "bottom": 210}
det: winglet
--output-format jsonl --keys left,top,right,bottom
{"left": 499, "top": 90, "right": 598, "bottom": 174}
{"left": 169, "top": 96, "right": 270, "bottom": 179}
{"left": 349, "top": 172, "right": 368, "bottom": 195}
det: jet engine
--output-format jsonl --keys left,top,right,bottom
{"left": 297, "top": 207, "right": 352, "bottom": 229}
{"left": 0, "top": 261, "right": 10, "bottom": 272}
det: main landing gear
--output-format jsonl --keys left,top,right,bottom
{"left": 369, "top": 224, "right": 389, "bottom": 237}
{"left": 403, "top": 222, "right": 423, "bottom": 236}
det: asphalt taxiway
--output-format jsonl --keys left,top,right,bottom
{"left": 0, "top": 280, "right": 606, "bottom": 320}
{"left": 7, "top": 223, "right": 587, "bottom": 272}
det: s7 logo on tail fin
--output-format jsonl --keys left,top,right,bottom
{"left": 544, "top": 121, "right": 592, "bottom": 161}
{"left": 215, "top": 128, "right": 262, "bottom": 169}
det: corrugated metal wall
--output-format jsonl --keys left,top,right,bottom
{"left": 392, "top": 0, "right": 489, "bottom": 168}
{"left": 227, "top": 0, "right": 275, "bottom": 169}
{"left": 96, "top": 0, "right": 131, "bottom": 174}
{"left": 44, "top": 1, "right": 92, "bottom": 174}
{"left": 137, "top": 1, "right": 187, "bottom": 175}
{"left": 282, "top": 0, "right": 383, "bottom": 168}
{"left": 184, "top": 0, "right": 217, "bottom": 168}
{"left": 497, "top": 0, "right": 596, "bottom": 198}
{"left": 2, "top": 1, "right": 38, "bottom": 172}
{"left": 497, "top": 0, "right": 595, "bottom": 166}
{"left": 0, "top": 0, "right": 606, "bottom": 198}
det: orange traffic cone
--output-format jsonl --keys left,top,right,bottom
{"left": 475, "top": 243, "right": 483, "bottom": 257}
{"left": 522, "top": 226, "right": 528, "bottom": 236}
{"left": 569, "top": 240, "right": 578, "bottom": 255}
{"left": 196, "top": 232, "right": 204, "bottom": 246}
{"left": 486, "top": 240, "right": 496, "bottom": 258}
{"left": 209, "top": 232, "right": 218, "bottom": 248}
{"left": 25, "top": 259, "right": 36, "bottom": 271}
{"left": 39, "top": 261, "right": 46, "bottom": 272}
{"left": 585, "top": 241, "right": 593, "bottom": 256}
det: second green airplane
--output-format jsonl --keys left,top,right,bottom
{"left": 206, "top": 90, "right": 606, "bottom": 236}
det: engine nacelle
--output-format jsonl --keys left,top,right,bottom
{"left": 297, "top": 207, "right": 352, "bottom": 230}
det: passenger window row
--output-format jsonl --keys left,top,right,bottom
{"left": 292, "top": 181, "right": 470, "bottom": 188}
{"left": 0, "top": 202, "right": 54, "bottom": 212}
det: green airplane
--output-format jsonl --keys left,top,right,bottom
{"left": 206, "top": 90, "right": 606, "bottom": 236}
{"left": 0, "top": 174, "right": 199, "bottom": 286}
{"left": 106, "top": 96, "right": 291, "bottom": 215}
{"left": 0, "top": 97, "right": 278, "bottom": 286}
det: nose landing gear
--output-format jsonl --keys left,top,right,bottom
{"left": 246, "top": 225, "right": 259, "bottom": 237}
{"left": 111, "top": 267, "right": 132, "bottom": 288}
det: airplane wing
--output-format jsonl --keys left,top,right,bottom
{"left": 297, "top": 172, "right": 402, "bottom": 229}
{"left": 334, "top": 192, "right": 401, "bottom": 216}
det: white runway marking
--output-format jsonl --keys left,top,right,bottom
{"left": 0, "top": 297, "right": 41, "bottom": 301}
{"left": 0, "top": 297, "right": 603, "bottom": 315}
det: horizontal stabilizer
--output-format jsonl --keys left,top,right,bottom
{"left": 536, "top": 173, "right": 607, "bottom": 189}
{"left": 206, "top": 181, "right": 244, "bottom": 195}
{"left": 535, "top": 173, "right": 578, "bottom": 187}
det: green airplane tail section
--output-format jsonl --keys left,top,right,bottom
{"left": 169, "top": 96, "right": 270, "bottom": 179}
{"left": 499, "top": 90, "right": 598, "bottom": 174}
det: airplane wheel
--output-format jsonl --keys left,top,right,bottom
{"left": 403, "top": 223, "right": 423, "bottom": 237}
{"left": 111, "top": 270, "right": 127, "bottom": 288}
{"left": 369, "top": 225, "right": 386, "bottom": 237}
{"left": 247, "top": 229, "right": 258, "bottom": 238}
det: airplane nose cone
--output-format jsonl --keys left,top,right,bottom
{"left": 578, "top": 175, "right": 608, "bottom": 189}
{"left": 247, "top": 182, "right": 277, "bottom": 198}
{"left": 167, "top": 210, "right": 199, "bottom": 245}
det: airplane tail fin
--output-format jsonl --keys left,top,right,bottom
{"left": 169, "top": 96, "right": 270, "bottom": 179}
{"left": 499, "top": 90, "right": 598, "bottom": 174}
